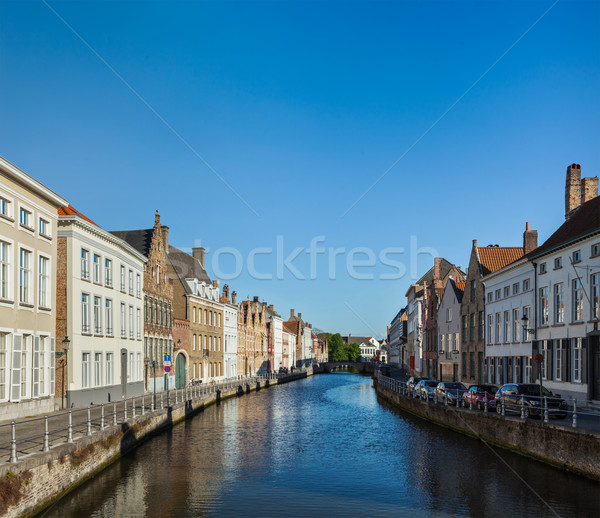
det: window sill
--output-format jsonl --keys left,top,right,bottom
{"left": 93, "top": 281, "right": 103, "bottom": 287}
{"left": 81, "top": 277, "right": 91, "bottom": 282}
{"left": 551, "top": 323, "right": 565, "bottom": 328}
{"left": 20, "top": 223, "right": 34, "bottom": 233}
{"left": 538, "top": 325, "right": 549, "bottom": 329}
{"left": 39, "top": 306, "right": 51, "bottom": 312}
{"left": 94, "top": 333, "right": 104, "bottom": 337}
{"left": 0, "top": 298, "right": 14, "bottom": 304}
{"left": 570, "top": 321, "right": 584, "bottom": 326}
{"left": 0, "top": 214, "right": 14, "bottom": 224}
{"left": 39, "top": 233, "right": 52, "bottom": 241}
{"left": 19, "top": 302, "right": 34, "bottom": 309}
{"left": 81, "top": 332, "right": 92, "bottom": 337}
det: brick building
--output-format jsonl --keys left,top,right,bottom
{"left": 111, "top": 211, "right": 175, "bottom": 392}
{"left": 239, "top": 297, "right": 268, "bottom": 375}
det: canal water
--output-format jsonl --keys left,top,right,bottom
{"left": 41, "top": 374, "right": 599, "bottom": 517}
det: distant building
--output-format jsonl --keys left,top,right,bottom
{"left": 342, "top": 335, "right": 379, "bottom": 361}
{"left": 284, "top": 310, "right": 314, "bottom": 367}
{"left": 436, "top": 278, "right": 465, "bottom": 381}
{"left": 282, "top": 324, "right": 296, "bottom": 369}
{"left": 388, "top": 307, "right": 407, "bottom": 368}
{"left": 0, "top": 156, "right": 68, "bottom": 419}
{"left": 220, "top": 285, "right": 238, "bottom": 379}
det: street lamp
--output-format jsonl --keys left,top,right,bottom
{"left": 521, "top": 314, "right": 543, "bottom": 404}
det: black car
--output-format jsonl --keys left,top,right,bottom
{"left": 406, "top": 377, "right": 423, "bottom": 395}
{"left": 495, "top": 384, "right": 568, "bottom": 419}
{"left": 435, "top": 382, "right": 467, "bottom": 405}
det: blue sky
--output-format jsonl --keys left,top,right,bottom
{"left": 1, "top": 0, "right": 598, "bottom": 337}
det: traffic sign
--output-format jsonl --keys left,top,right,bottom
{"left": 164, "top": 365, "right": 171, "bottom": 373}
{"left": 164, "top": 354, "right": 171, "bottom": 362}
{"left": 534, "top": 353, "right": 544, "bottom": 364}
{"left": 164, "top": 361, "right": 171, "bottom": 367}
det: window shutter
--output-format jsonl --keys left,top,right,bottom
{"left": 563, "top": 339, "right": 571, "bottom": 383}
{"left": 546, "top": 340, "right": 554, "bottom": 381}
{"left": 33, "top": 336, "right": 40, "bottom": 397}
{"left": 50, "top": 338, "right": 55, "bottom": 395}
{"left": 581, "top": 337, "right": 588, "bottom": 384}
{"left": 11, "top": 334, "right": 22, "bottom": 401}
{"left": 531, "top": 341, "right": 539, "bottom": 381}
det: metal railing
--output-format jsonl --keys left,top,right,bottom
{"left": 374, "top": 371, "right": 599, "bottom": 431}
{"left": 0, "top": 368, "right": 309, "bottom": 464}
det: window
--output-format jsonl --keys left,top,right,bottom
{"left": 81, "top": 249, "right": 90, "bottom": 280}
{"left": 0, "top": 241, "right": 9, "bottom": 300}
{"left": 469, "top": 313, "right": 475, "bottom": 342}
{"left": 495, "top": 313, "right": 501, "bottom": 344}
{"left": 554, "top": 257, "right": 562, "bottom": 269}
{"left": 82, "top": 353, "right": 90, "bottom": 388}
{"left": 93, "top": 254, "right": 101, "bottom": 283}
{"left": 168, "top": 305, "right": 172, "bottom": 327}
{"left": 128, "top": 270, "right": 133, "bottom": 295}
{"left": 19, "top": 249, "right": 31, "bottom": 304}
{"left": 193, "top": 334, "right": 196, "bottom": 351}
{"left": 513, "top": 283, "right": 519, "bottom": 295}
{"left": 38, "top": 336, "right": 46, "bottom": 396}
{"left": 94, "top": 353, "right": 102, "bottom": 386}
{"left": 487, "top": 314, "right": 493, "bottom": 344}
{"left": 539, "top": 287, "right": 549, "bottom": 325}
{"left": 93, "top": 296, "right": 102, "bottom": 334}
{"left": 120, "top": 303, "right": 126, "bottom": 337}
{"left": 120, "top": 265, "right": 126, "bottom": 291}
{"left": 592, "top": 243, "right": 600, "bottom": 258}
{"left": 573, "top": 338, "right": 582, "bottom": 383}
{"left": 82, "top": 293, "right": 90, "bottom": 333}
{"left": 136, "top": 308, "right": 141, "bottom": 339}
{"left": 149, "top": 298, "right": 153, "bottom": 323}
{"left": 573, "top": 278, "right": 583, "bottom": 321}
{"left": 0, "top": 197, "right": 12, "bottom": 219}
{"left": 159, "top": 301, "right": 163, "bottom": 326}
{"left": 469, "top": 352, "right": 475, "bottom": 378}
{"left": 39, "top": 218, "right": 50, "bottom": 237}
{"left": 19, "top": 208, "right": 32, "bottom": 228}
{"left": 129, "top": 353, "right": 133, "bottom": 380}
{"left": 523, "top": 279, "right": 530, "bottom": 291}
{"left": 487, "top": 292, "right": 492, "bottom": 303}
{"left": 38, "top": 256, "right": 49, "bottom": 307}
{"left": 461, "top": 352, "right": 467, "bottom": 375}
{"left": 555, "top": 340, "right": 562, "bottom": 381}
{"left": 105, "top": 299, "right": 113, "bottom": 335}
{"left": 0, "top": 333, "right": 7, "bottom": 400}
{"left": 105, "top": 259, "right": 112, "bottom": 287}
{"left": 522, "top": 306, "right": 531, "bottom": 341}
{"left": 21, "top": 335, "right": 29, "bottom": 398}
{"left": 137, "top": 353, "right": 141, "bottom": 381}
{"left": 504, "top": 286, "right": 510, "bottom": 298}
{"left": 592, "top": 273, "right": 600, "bottom": 320}
{"left": 470, "top": 280, "right": 476, "bottom": 302}
{"left": 503, "top": 311, "right": 510, "bottom": 343}
{"left": 136, "top": 274, "right": 141, "bottom": 297}
{"left": 572, "top": 250, "right": 581, "bottom": 263}
{"left": 539, "top": 263, "right": 547, "bottom": 274}
{"left": 446, "top": 308, "right": 451, "bottom": 322}
{"left": 144, "top": 296, "right": 148, "bottom": 322}
{"left": 554, "top": 283, "right": 564, "bottom": 323}
{"left": 478, "top": 311, "right": 484, "bottom": 340}
{"left": 495, "top": 289, "right": 501, "bottom": 300}
{"left": 106, "top": 352, "right": 113, "bottom": 385}
{"left": 129, "top": 305, "right": 134, "bottom": 338}
{"left": 542, "top": 341, "right": 549, "bottom": 380}
{"left": 512, "top": 309, "right": 519, "bottom": 342}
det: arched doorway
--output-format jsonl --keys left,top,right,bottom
{"left": 175, "top": 353, "right": 186, "bottom": 388}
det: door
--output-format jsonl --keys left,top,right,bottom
{"left": 175, "top": 354, "right": 186, "bottom": 389}
{"left": 120, "top": 348, "right": 127, "bottom": 399}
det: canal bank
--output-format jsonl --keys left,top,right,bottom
{"left": 0, "top": 371, "right": 310, "bottom": 518}
{"left": 374, "top": 376, "right": 600, "bottom": 482}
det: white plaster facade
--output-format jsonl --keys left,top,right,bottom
{"left": 436, "top": 280, "right": 463, "bottom": 381}
{"left": 406, "top": 287, "right": 424, "bottom": 376}
{"left": 282, "top": 327, "right": 296, "bottom": 369}
{"left": 271, "top": 314, "right": 283, "bottom": 371}
{"left": 223, "top": 302, "right": 237, "bottom": 379}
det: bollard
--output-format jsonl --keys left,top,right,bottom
{"left": 469, "top": 395, "right": 473, "bottom": 411}
{"left": 572, "top": 399, "right": 578, "bottom": 428}
{"left": 10, "top": 421, "right": 18, "bottom": 463}
{"left": 501, "top": 398, "right": 505, "bottom": 416}
{"left": 113, "top": 402, "right": 117, "bottom": 426}
{"left": 68, "top": 410, "right": 73, "bottom": 443}
{"left": 544, "top": 397, "right": 549, "bottom": 423}
{"left": 87, "top": 406, "right": 92, "bottom": 436}
{"left": 101, "top": 404, "right": 105, "bottom": 430}
{"left": 124, "top": 399, "right": 128, "bottom": 421}
{"left": 484, "top": 392, "right": 488, "bottom": 413}
{"left": 521, "top": 398, "right": 525, "bottom": 419}
{"left": 151, "top": 392, "right": 155, "bottom": 411}
{"left": 434, "top": 389, "right": 438, "bottom": 405}
{"left": 161, "top": 391, "right": 164, "bottom": 409}
{"left": 133, "top": 397, "right": 136, "bottom": 419}
{"left": 444, "top": 389, "right": 448, "bottom": 406}
{"left": 43, "top": 416, "right": 50, "bottom": 452}
{"left": 456, "top": 393, "right": 460, "bottom": 408}
{"left": 142, "top": 395, "right": 145, "bottom": 416}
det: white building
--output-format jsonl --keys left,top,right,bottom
{"left": 282, "top": 325, "right": 296, "bottom": 369}
{"left": 222, "top": 285, "right": 238, "bottom": 379}
{"left": 406, "top": 285, "right": 425, "bottom": 375}
{"left": 0, "top": 156, "right": 68, "bottom": 419}
{"left": 344, "top": 335, "right": 379, "bottom": 361}
{"left": 388, "top": 307, "right": 407, "bottom": 368}
{"left": 57, "top": 207, "right": 146, "bottom": 406}
{"left": 483, "top": 256, "right": 535, "bottom": 386}
{"left": 266, "top": 306, "right": 283, "bottom": 371}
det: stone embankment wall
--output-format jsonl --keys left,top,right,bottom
{"left": 374, "top": 379, "right": 600, "bottom": 481}
{"left": 0, "top": 371, "right": 310, "bottom": 518}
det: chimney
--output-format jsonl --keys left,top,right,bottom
{"left": 581, "top": 176, "right": 599, "bottom": 205}
{"left": 223, "top": 284, "right": 229, "bottom": 299}
{"left": 253, "top": 295, "right": 259, "bottom": 303}
{"left": 523, "top": 221, "right": 538, "bottom": 254}
{"left": 472, "top": 239, "right": 477, "bottom": 248}
{"left": 290, "top": 309, "right": 295, "bottom": 318}
{"left": 161, "top": 225, "right": 169, "bottom": 249}
{"left": 232, "top": 291, "right": 237, "bottom": 304}
{"left": 268, "top": 304, "right": 274, "bottom": 310}
{"left": 565, "top": 163, "right": 582, "bottom": 219}
{"left": 433, "top": 257, "right": 442, "bottom": 281}
{"left": 213, "top": 279, "right": 220, "bottom": 289}
{"left": 155, "top": 209, "right": 160, "bottom": 226}
{"left": 298, "top": 312, "right": 302, "bottom": 321}
{"left": 192, "top": 247, "right": 205, "bottom": 268}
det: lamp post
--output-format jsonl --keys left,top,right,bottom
{"left": 56, "top": 336, "right": 70, "bottom": 409}
{"left": 521, "top": 314, "right": 542, "bottom": 405}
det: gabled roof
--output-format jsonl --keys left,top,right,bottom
{"left": 110, "top": 229, "right": 154, "bottom": 258}
{"left": 342, "top": 336, "right": 372, "bottom": 345}
{"left": 58, "top": 205, "right": 99, "bottom": 227}
{"left": 282, "top": 324, "right": 296, "bottom": 335}
{"left": 283, "top": 320, "right": 300, "bottom": 334}
{"left": 477, "top": 246, "right": 524, "bottom": 276}
{"left": 166, "top": 245, "right": 211, "bottom": 292}
{"left": 529, "top": 196, "right": 600, "bottom": 258}
{"left": 453, "top": 280, "right": 465, "bottom": 301}
{"left": 415, "top": 258, "right": 457, "bottom": 286}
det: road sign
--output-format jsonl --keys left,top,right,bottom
{"left": 164, "top": 365, "right": 171, "bottom": 373}
{"left": 164, "top": 354, "right": 171, "bottom": 362}
{"left": 164, "top": 361, "right": 171, "bottom": 367}
{"left": 534, "top": 354, "right": 544, "bottom": 364}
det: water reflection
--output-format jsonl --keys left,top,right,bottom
{"left": 42, "top": 374, "right": 599, "bottom": 518}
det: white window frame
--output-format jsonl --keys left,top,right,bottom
{"left": 93, "top": 254, "right": 101, "bottom": 283}
{"left": 120, "top": 303, "right": 126, "bottom": 337}
{"left": 38, "top": 255, "right": 50, "bottom": 308}
{"left": 572, "top": 338, "right": 582, "bottom": 383}
{"left": 555, "top": 341, "right": 562, "bottom": 381}
{"left": 82, "top": 293, "right": 90, "bottom": 333}
{"left": 120, "top": 265, "right": 126, "bottom": 291}
{"left": 0, "top": 196, "right": 13, "bottom": 220}
{"left": 94, "top": 352, "right": 102, "bottom": 387}
{"left": 38, "top": 217, "right": 51, "bottom": 238}
{"left": 105, "top": 299, "right": 113, "bottom": 336}
{"left": 554, "top": 283, "right": 564, "bottom": 324}
{"left": 81, "top": 248, "right": 90, "bottom": 280}
{"left": 129, "top": 305, "right": 134, "bottom": 339}
{"left": 105, "top": 258, "right": 113, "bottom": 287}
{"left": 82, "top": 352, "right": 91, "bottom": 388}
{"left": 19, "top": 247, "right": 32, "bottom": 305}
{"left": 0, "top": 240, "right": 12, "bottom": 301}
{"left": 0, "top": 332, "right": 9, "bottom": 401}
{"left": 106, "top": 352, "right": 113, "bottom": 385}
{"left": 573, "top": 278, "right": 584, "bottom": 322}
{"left": 93, "top": 296, "right": 102, "bottom": 334}
{"left": 19, "top": 207, "right": 32, "bottom": 230}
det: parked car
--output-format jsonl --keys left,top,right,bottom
{"left": 278, "top": 367, "right": 289, "bottom": 374}
{"left": 416, "top": 379, "right": 439, "bottom": 400}
{"left": 435, "top": 382, "right": 467, "bottom": 405}
{"left": 495, "top": 384, "right": 568, "bottom": 419}
{"left": 406, "top": 377, "right": 423, "bottom": 395}
{"left": 461, "top": 384, "right": 498, "bottom": 410}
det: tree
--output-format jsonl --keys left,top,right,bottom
{"left": 327, "top": 333, "right": 347, "bottom": 362}
{"left": 347, "top": 343, "right": 361, "bottom": 362}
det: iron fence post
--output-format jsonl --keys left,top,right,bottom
{"left": 124, "top": 399, "right": 128, "bottom": 422}
{"left": 43, "top": 415, "right": 50, "bottom": 452}
{"left": 133, "top": 397, "right": 136, "bottom": 419}
{"left": 113, "top": 402, "right": 117, "bottom": 426}
{"left": 521, "top": 398, "right": 525, "bottom": 419}
{"left": 68, "top": 410, "right": 73, "bottom": 443}
{"left": 101, "top": 404, "right": 105, "bottom": 430}
{"left": 142, "top": 395, "right": 145, "bottom": 416}
{"left": 10, "top": 421, "right": 18, "bottom": 463}
{"left": 484, "top": 392, "right": 488, "bottom": 413}
{"left": 87, "top": 406, "right": 92, "bottom": 436}
{"left": 544, "top": 397, "right": 549, "bottom": 423}
{"left": 572, "top": 399, "right": 578, "bottom": 428}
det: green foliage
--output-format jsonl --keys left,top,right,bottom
{"left": 327, "top": 333, "right": 347, "bottom": 362}
{"left": 347, "top": 343, "right": 361, "bottom": 362}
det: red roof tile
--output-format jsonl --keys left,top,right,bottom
{"left": 477, "top": 246, "right": 524, "bottom": 276}
{"left": 454, "top": 280, "right": 465, "bottom": 297}
{"left": 58, "top": 205, "right": 99, "bottom": 227}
